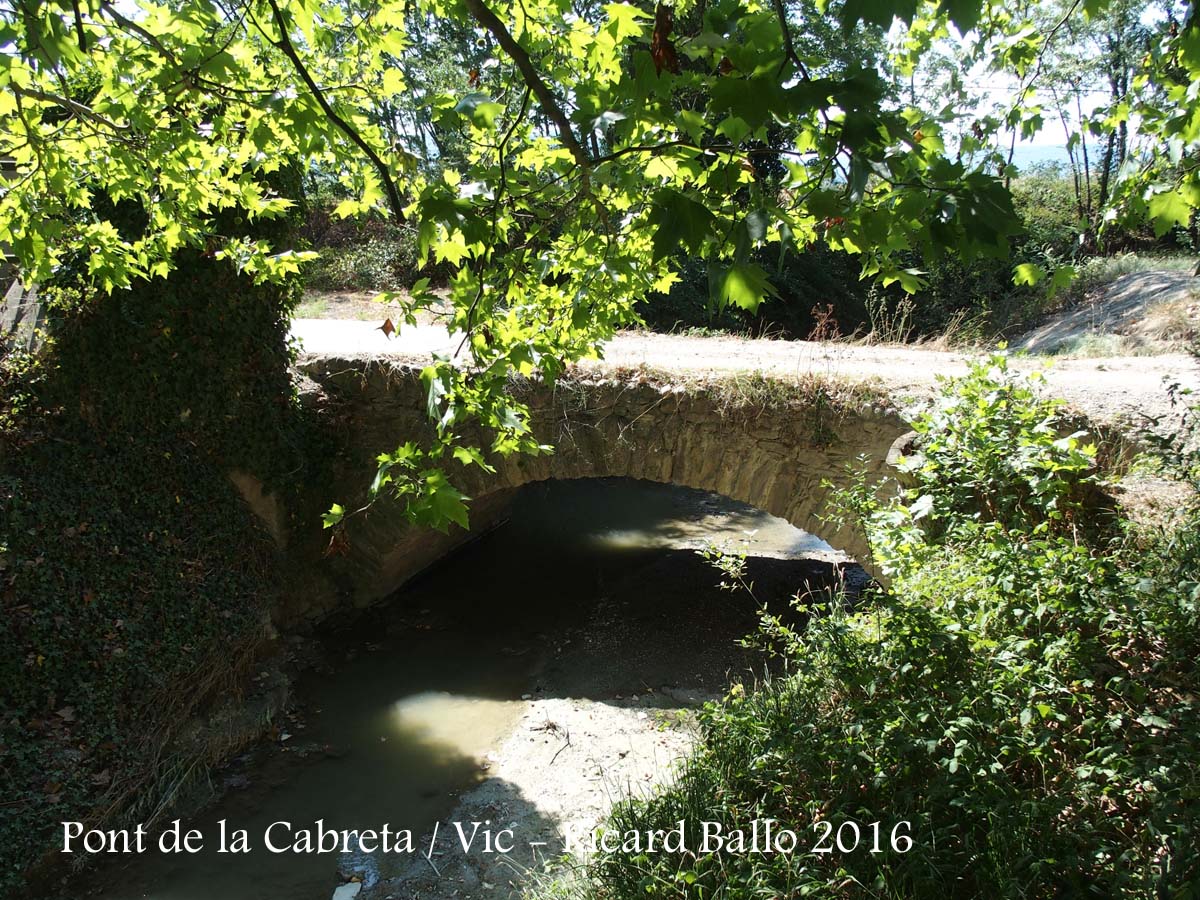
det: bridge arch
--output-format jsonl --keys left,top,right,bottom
{"left": 274, "top": 357, "right": 910, "bottom": 625}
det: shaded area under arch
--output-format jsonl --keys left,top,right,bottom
{"left": 272, "top": 358, "right": 907, "bottom": 626}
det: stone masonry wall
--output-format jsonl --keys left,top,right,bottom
{"left": 267, "top": 356, "right": 910, "bottom": 626}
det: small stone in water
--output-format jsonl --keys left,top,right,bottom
{"left": 332, "top": 884, "right": 362, "bottom": 900}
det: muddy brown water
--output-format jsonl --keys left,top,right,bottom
{"left": 79, "top": 478, "right": 844, "bottom": 900}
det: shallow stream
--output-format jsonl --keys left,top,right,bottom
{"left": 86, "top": 478, "right": 842, "bottom": 900}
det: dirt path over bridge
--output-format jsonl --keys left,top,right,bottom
{"left": 291, "top": 319, "right": 1200, "bottom": 434}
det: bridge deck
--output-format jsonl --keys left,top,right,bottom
{"left": 290, "top": 318, "right": 1199, "bottom": 432}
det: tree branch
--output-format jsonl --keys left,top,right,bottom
{"left": 460, "top": 0, "right": 589, "bottom": 170}
{"left": 71, "top": 0, "right": 86, "bottom": 51}
{"left": 99, "top": 0, "right": 180, "bottom": 63}
{"left": 12, "top": 85, "right": 129, "bottom": 133}
{"left": 264, "top": 0, "right": 407, "bottom": 224}
{"left": 1005, "top": 0, "right": 1083, "bottom": 173}
{"left": 770, "top": 0, "right": 803, "bottom": 73}
{"left": 462, "top": 0, "right": 615, "bottom": 240}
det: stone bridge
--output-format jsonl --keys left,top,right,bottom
{"left": 257, "top": 355, "right": 913, "bottom": 626}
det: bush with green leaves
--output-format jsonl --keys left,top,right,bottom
{"left": 864, "top": 173, "right": 1090, "bottom": 342}
{"left": 1009, "top": 166, "right": 1085, "bottom": 259}
{"left": 305, "top": 236, "right": 417, "bottom": 292}
{"left": 887, "top": 355, "right": 1107, "bottom": 545}
{"left": 564, "top": 355, "right": 1199, "bottom": 899}
{"left": 300, "top": 206, "right": 451, "bottom": 293}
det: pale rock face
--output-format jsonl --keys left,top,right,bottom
{"left": 331, "top": 882, "right": 362, "bottom": 900}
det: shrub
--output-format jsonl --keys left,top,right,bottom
{"left": 894, "top": 252, "right": 1028, "bottom": 340}
{"left": 890, "top": 355, "right": 1106, "bottom": 542}
{"left": 299, "top": 205, "right": 449, "bottom": 292}
{"left": 634, "top": 181, "right": 1083, "bottom": 343}
{"left": 1009, "top": 166, "right": 1084, "bottom": 259}
{"left": 305, "top": 233, "right": 421, "bottom": 292}
{"left": 635, "top": 245, "right": 867, "bottom": 339}
{"left": 634, "top": 168, "right": 1187, "bottom": 345}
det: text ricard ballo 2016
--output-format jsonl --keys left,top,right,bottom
{"left": 61, "top": 817, "right": 915, "bottom": 859}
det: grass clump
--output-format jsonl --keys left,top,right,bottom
{"left": 551, "top": 354, "right": 1200, "bottom": 899}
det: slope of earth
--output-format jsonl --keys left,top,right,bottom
{"left": 1017, "top": 268, "right": 1199, "bottom": 357}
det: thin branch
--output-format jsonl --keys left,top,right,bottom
{"left": 1074, "top": 82, "right": 1093, "bottom": 220}
{"left": 462, "top": 0, "right": 615, "bottom": 240}
{"left": 263, "top": 0, "right": 407, "bottom": 223}
{"left": 460, "top": 0, "right": 588, "bottom": 169}
{"left": 455, "top": 87, "right": 533, "bottom": 359}
{"left": 11, "top": 85, "right": 129, "bottom": 133}
{"left": 770, "top": 0, "right": 803, "bottom": 74}
{"left": 1005, "top": 0, "right": 1083, "bottom": 172}
{"left": 99, "top": 0, "right": 180, "bottom": 63}
{"left": 71, "top": 0, "right": 86, "bottom": 51}
{"left": 10, "top": 90, "right": 46, "bottom": 190}
{"left": 592, "top": 139, "right": 823, "bottom": 166}
{"left": 101, "top": 0, "right": 265, "bottom": 101}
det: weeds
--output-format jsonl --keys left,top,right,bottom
{"left": 864, "top": 288, "right": 916, "bottom": 344}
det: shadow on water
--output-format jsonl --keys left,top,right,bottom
{"left": 81, "top": 629, "right": 559, "bottom": 900}
{"left": 78, "top": 478, "right": 856, "bottom": 900}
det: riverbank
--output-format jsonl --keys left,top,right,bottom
{"left": 76, "top": 479, "right": 855, "bottom": 900}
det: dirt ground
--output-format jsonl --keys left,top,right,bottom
{"left": 1017, "top": 269, "right": 1199, "bottom": 355}
{"left": 292, "top": 268, "right": 1200, "bottom": 437}
{"left": 591, "top": 333, "right": 1197, "bottom": 431}
{"left": 360, "top": 696, "right": 699, "bottom": 899}
{"left": 297, "top": 290, "right": 451, "bottom": 325}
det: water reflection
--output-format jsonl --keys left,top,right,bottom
{"left": 511, "top": 478, "right": 835, "bottom": 558}
{"left": 389, "top": 692, "right": 517, "bottom": 760}
{"left": 83, "top": 478, "right": 845, "bottom": 900}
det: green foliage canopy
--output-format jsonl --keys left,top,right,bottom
{"left": 2, "top": 0, "right": 1197, "bottom": 527}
